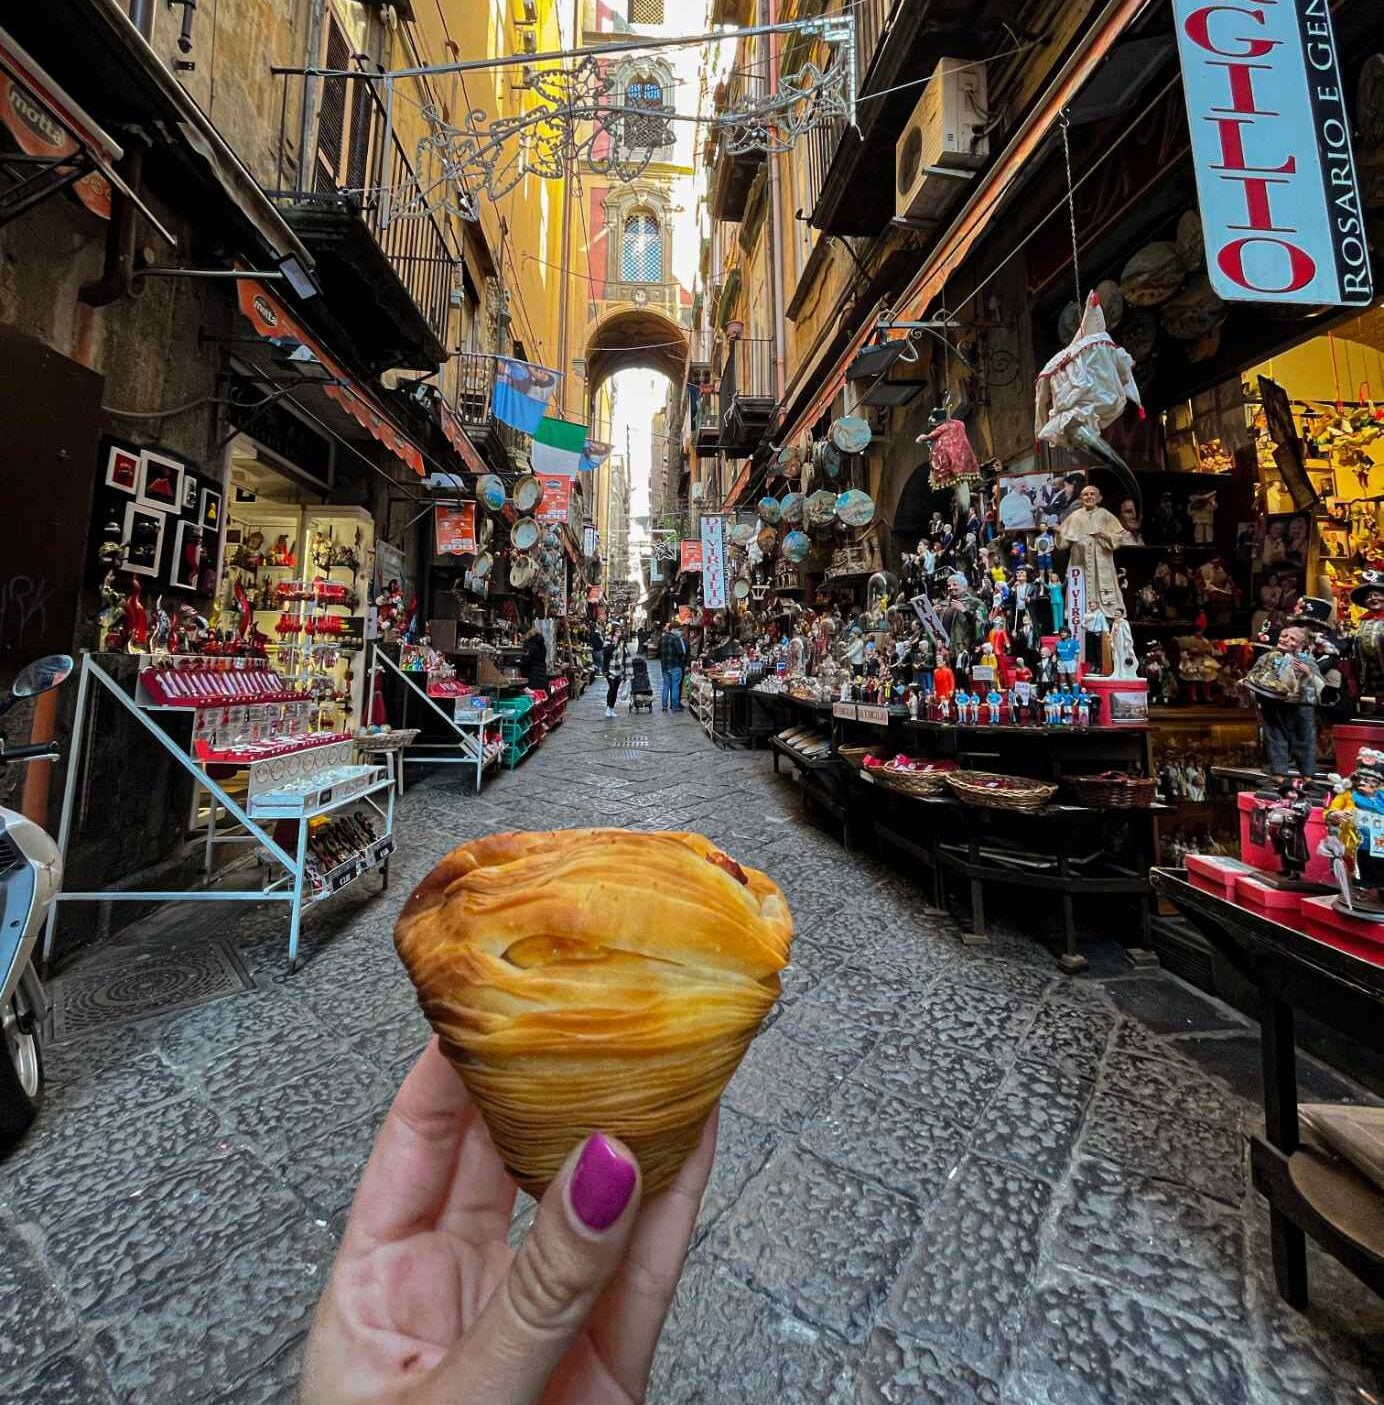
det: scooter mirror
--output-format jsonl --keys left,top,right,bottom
{"left": 11, "top": 654, "right": 74, "bottom": 700}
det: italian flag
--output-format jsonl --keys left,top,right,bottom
{"left": 532, "top": 416, "right": 589, "bottom": 476}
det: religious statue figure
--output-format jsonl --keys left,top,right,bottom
{"left": 1057, "top": 483, "right": 1129, "bottom": 619}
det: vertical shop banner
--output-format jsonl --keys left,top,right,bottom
{"left": 434, "top": 503, "right": 477, "bottom": 555}
{"left": 679, "top": 540, "right": 703, "bottom": 574}
{"left": 701, "top": 514, "right": 728, "bottom": 609}
{"left": 1173, "top": 0, "right": 1372, "bottom": 306}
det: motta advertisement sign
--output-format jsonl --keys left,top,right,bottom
{"left": 1174, "top": 0, "right": 1372, "bottom": 306}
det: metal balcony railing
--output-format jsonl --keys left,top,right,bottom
{"left": 720, "top": 336, "right": 776, "bottom": 406}
{"left": 270, "top": 71, "right": 456, "bottom": 352}
{"left": 452, "top": 351, "right": 526, "bottom": 457}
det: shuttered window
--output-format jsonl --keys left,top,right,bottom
{"left": 621, "top": 211, "right": 662, "bottom": 282}
{"left": 314, "top": 17, "right": 351, "bottom": 193}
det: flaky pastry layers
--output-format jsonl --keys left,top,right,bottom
{"left": 394, "top": 828, "right": 793, "bottom": 1195}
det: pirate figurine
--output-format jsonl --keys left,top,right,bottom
{"left": 1351, "top": 569, "right": 1384, "bottom": 621}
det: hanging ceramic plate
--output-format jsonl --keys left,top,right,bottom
{"left": 830, "top": 415, "right": 872, "bottom": 454}
{"left": 471, "top": 550, "right": 494, "bottom": 578}
{"left": 732, "top": 577, "right": 751, "bottom": 600}
{"left": 783, "top": 529, "right": 810, "bottom": 562}
{"left": 1120, "top": 242, "right": 1186, "bottom": 306}
{"left": 805, "top": 489, "right": 838, "bottom": 527}
{"left": 757, "top": 496, "right": 782, "bottom": 526}
{"left": 512, "top": 517, "right": 540, "bottom": 551}
{"left": 779, "top": 491, "right": 804, "bottom": 524}
{"left": 820, "top": 441, "right": 842, "bottom": 479}
{"left": 476, "top": 475, "right": 507, "bottom": 513}
{"left": 1057, "top": 300, "right": 1082, "bottom": 343}
{"left": 775, "top": 442, "right": 803, "bottom": 479}
{"left": 513, "top": 474, "right": 545, "bottom": 514}
{"left": 835, "top": 489, "right": 876, "bottom": 527}
{"left": 509, "top": 553, "right": 537, "bottom": 588}
{"left": 476, "top": 514, "right": 494, "bottom": 549}
{"left": 728, "top": 520, "right": 756, "bottom": 547}
{"left": 1094, "top": 278, "right": 1125, "bottom": 328}
{"left": 757, "top": 526, "right": 779, "bottom": 555}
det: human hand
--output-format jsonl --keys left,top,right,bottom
{"left": 300, "top": 1040, "right": 718, "bottom": 1405}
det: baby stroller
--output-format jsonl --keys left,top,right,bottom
{"left": 628, "top": 656, "right": 654, "bottom": 713}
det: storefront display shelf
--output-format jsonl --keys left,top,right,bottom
{"left": 248, "top": 765, "right": 392, "bottom": 819}
{"left": 308, "top": 835, "right": 397, "bottom": 904}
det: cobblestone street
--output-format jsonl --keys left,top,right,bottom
{"left": 3, "top": 670, "right": 1383, "bottom": 1404}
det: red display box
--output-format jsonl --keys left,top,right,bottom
{"left": 1185, "top": 853, "right": 1256, "bottom": 893}
{"left": 1233, "top": 871, "right": 1306, "bottom": 914}
{"left": 1299, "top": 894, "right": 1384, "bottom": 965}
{"left": 1237, "top": 791, "right": 1331, "bottom": 885}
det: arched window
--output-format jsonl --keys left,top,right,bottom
{"left": 621, "top": 210, "right": 662, "bottom": 283}
{"left": 624, "top": 72, "right": 666, "bottom": 150}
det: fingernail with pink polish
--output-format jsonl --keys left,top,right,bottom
{"left": 569, "top": 1134, "right": 637, "bottom": 1231}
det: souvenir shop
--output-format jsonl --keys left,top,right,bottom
{"left": 368, "top": 468, "right": 592, "bottom": 787}
{"left": 691, "top": 6, "right": 1384, "bottom": 996}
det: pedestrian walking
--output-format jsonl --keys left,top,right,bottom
{"left": 603, "top": 631, "right": 627, "bottom": 717}
{"left": 660, "top": 624, "right": 688, "bottom": 712}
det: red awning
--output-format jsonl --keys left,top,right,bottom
{"left": 439, "top": 401, "right": 487, "bottom": 477}
{"left": 236, "top": 278, "right": 426, "bottom": 476}
{"left": 723, "top": 462, "right": 753, "bottom": 508}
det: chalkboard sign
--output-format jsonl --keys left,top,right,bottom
{"left": 0, "top": 324, "right": 103, "bottom": 682}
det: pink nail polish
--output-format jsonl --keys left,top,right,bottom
{"left": 569, "top": 1134, "right": 637, "bottom": 1231}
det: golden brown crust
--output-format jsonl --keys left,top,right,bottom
{"left": 395, "top": 829, "right": 793, "bottom": 1194}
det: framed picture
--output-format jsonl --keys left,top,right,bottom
{"left": 169, "top": 519, "right": 204, "bottom": 591}
{"left": 104, "top": 443, "right": 140, "bottom": 494}
{"left": 182, "top": 474, "right": 200, "bottom": 512}
{"left": 136, "top": 450, "right": 184, "bottom": 513}
{"left": 122, "top": 502, "right": 165, "bottom": 578}
{"left": 1260, "top": 511, "right": 1311, "bottom": 571}
{"left": 199, "top": 486, "right": 223, "bottom": 532}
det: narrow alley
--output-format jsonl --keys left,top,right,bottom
{"left": 2, "top": 671, "right": 1380, "bottom": 1405}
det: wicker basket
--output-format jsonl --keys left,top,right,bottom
{"left": 837, "top": 744, "right": 885, "bottom": 771}
{"left": 1065, "top": 771, "right": 1157, "bottom": 808}
{"left": 944, "top": 769, "right": 1058, "bottom": 812}
{"left": 873, "top": 761, "right": 957, "bottom": 797}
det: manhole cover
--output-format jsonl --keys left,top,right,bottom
{"left": 49, "top": 939, "right": 255, "bottom": 1041}
{"left": 608, "top": 733, "right": 651, "bottom": 749}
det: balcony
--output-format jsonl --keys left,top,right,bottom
{"left": 692, "top": 385, "right": 721, "bottom": 456}
{"left": 719, "top": 337, "right": 776, "bottom": 457}
{"left": 269, "top": 74, "right": 455, "bottom": 372}
{"left": 452, "top": 351, "right": 526, "bottom": 474}
{"left": 708, "top": 63, "right": 769, "bottom": 222}
{"left": 806, "top": 0, "right": 998, "bottom": 236}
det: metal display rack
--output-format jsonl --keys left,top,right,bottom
{"left": 370, "top": 647, "right": 501, "bottom": 792}
{"left": 43, "top": 654, "right": 396, "bottom": 971}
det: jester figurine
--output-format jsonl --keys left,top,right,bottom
{"left": 1326, "top": 751, "right": 1384, "bottom": 916}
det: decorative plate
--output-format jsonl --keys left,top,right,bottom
{"left": 476, "top": 475, "right": 507, "bottom": 512}
{"left": 835, "top": 489, "right": 876, "bottom": 527}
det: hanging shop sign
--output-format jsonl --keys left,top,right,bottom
{"left": 679, "top": 539, "right": 703, "bottom": 573}
{"left": 1173, "top": 0, "right": 1372, "bottom": 306}
{"left": 434, "top": 504, "right": 477, "bottom": 555}
{"left": 535, "top": 474, "right": 575, "bottom": 525}
{"left": 700, "top": 514, "right": 728, "bottom": 609}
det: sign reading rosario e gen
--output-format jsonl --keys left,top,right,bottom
{"left": 1173, "top": 0, "right": 1373, "bottom": 306}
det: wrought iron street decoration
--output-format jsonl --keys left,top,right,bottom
{"left": 384, "top": 18, "right": 854, "bottom": 226}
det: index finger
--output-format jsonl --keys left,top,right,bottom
{"left": 342, "top": 1039, "right": 500, "bottom": 1254}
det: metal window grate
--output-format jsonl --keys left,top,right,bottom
{"left": 630, "top": 0, "right": 664, "bottom": 23}
{"left": 621, "top": 212, "right": 662, "bottom": 282}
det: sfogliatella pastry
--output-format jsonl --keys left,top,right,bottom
{"left": 395, "top": 829, "right": 793, "bottom": 1195}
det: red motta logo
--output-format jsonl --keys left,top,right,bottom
{"left": 3, "top": 77, "right": 69, "bottom": 153}
{"left": 252, "top": 295, "right": 279, "bottom": 328}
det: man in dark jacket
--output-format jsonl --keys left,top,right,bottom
{"left": 659, "top": 625, "right": 688, "bottom": 712}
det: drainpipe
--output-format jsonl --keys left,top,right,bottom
{"left": 79, "top": 146, "right": 143, "bottom": 307}
{"left": 766, "top": 0, "right": 787, "bottom": 405}
{"left": 129, "top": 0, "right": 156, "bottom": 40}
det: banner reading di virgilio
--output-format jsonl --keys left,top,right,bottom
{"left": 1173, "top": 0, "right": 1372, "bottom": 306}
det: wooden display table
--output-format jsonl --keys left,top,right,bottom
{"left": 1150, "top": 869, "right": 1384, "bottom": 1311}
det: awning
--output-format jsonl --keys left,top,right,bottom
{"left": 723, "top": 462, "right": 753, "bottom": 508}
{"left": 439, "top": 402, "right": 488, "bottom": 477}
{"left": 778, "top": 0, "right": 1151, "bottom": 444}
{"left": 237, "top": 279, "right": 425, "bottom": 476}
{"left": 0, "top": 27, "right": 171, "bottom": 240}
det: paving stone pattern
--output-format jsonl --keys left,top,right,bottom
{"left": 2, "top": 666, "right": 1382, "bottom": 1403}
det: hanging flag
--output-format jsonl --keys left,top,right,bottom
{"left": 580, "top": 437, "right": 612, "bottom": 474}
{"left": 491, "top": 356, "right": 561, "bottom": 436}
{"left": 532, "top": 416, "right": 588, "bottom": 476}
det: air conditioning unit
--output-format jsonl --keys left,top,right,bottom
{"left": 895, "top": 57, "right": 989, "bottom": 222}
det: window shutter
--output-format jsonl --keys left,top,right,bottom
{"left": 315, "top": 17, "right": 351, "bottom": 193}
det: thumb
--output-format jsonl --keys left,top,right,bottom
{"left": 427, "top": 1133, "right": 642, "bottom": 1405}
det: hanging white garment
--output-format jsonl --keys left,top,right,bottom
{"left": 1034, "top": 292, "right": 1143, "bottom": 446}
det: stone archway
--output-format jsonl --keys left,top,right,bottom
{"left": 584, "top": 306, "right": 688, "bottom": 399}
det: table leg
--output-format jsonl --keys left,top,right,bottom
{"left": 1055, "top": 837, "right": 1087, "bottom": 974}
{"left": 1261, "top": 994, "right": 1308, "bottom": 1308}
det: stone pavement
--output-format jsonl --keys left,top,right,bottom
{"left": 3, "top": 667, "right": 1383, "bottom": 1403}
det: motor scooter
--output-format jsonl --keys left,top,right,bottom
{"left": 0, "top": 654, "right": 72, "bottom": 1151}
